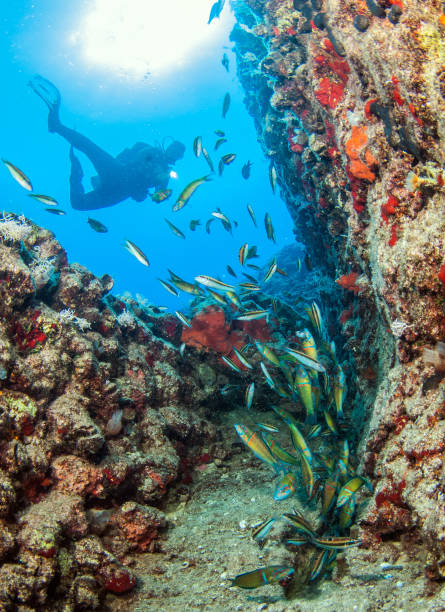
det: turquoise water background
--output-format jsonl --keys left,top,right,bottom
{"left": 1, "top": 1, "right": 294, "bottom": 310}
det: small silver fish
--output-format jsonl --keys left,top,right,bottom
{"left": 124, "top": 239, "right": 149, "bottom": 266}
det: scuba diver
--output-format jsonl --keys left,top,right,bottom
{"left": 29, "top": 75, "right": 185, "bottom": 211}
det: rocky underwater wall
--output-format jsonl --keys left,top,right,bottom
{"left": 0, "top": 214, "right": 232, "bottom": 609}
{"left": 230, "top": 0, "right": 445, "bottom": 581}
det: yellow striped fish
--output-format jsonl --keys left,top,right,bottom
{"left": 173, "top": 175, "right": 211, "bottom": 211}
{"left": 2, "top": 159, "right": 33, "bottom": 191}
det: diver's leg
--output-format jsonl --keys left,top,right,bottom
{"left": 69, "top": 147, "right": 87, "bottom": 210}
{"left": 30, "top": 75, "right": 117, "bottom": 178}
{"left": 56, "top": 124, "right": 117, "bottom": 178}
{"left": 69, "top": 147, "right": 122, "bottom": 211}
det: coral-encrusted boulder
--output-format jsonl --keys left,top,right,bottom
{"left": 18, "top": 491, "right": 88, "bottom": 557}
{"left": 111, "top": 501, "right": 166, "bottom": 554}
{"left": 74, "top": 535, "right": 136, "bottom": 595}
{"left": 47, "top": 393, "right": 105, "bottom": 457}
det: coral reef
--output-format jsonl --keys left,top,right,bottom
{"left": 230, "top": 0, "right": 445, "bottom": 586}
{"left": 0, "top": 213, "right": 231, "bottom": 609}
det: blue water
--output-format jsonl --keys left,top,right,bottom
{"left": 1, "top": 1, "right": 294, "bottom": 311}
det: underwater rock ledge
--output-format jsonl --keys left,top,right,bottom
{"left": 230, "top": 0, "right": 445, "bottom": 582}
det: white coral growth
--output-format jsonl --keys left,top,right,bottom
{"left": 390, "top": 318, "right": 410, "bottom": 338}
{"left": 56, "top": 308, "right": 90, "bottom": 331}
{"left": 29, "top": 247, "right": 56, "bottom": 290}
{"left": 0, "top": 213, "right": 31, "bottom": 242}
{"left": 117, "top": 309, "right": 135, "bottom": 327}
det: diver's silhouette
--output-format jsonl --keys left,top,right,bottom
{"left": 29, "top": 75, "right": 185, "bottom": 211}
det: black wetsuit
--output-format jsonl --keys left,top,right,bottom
{"left": 54, "top": 123, "right": 171, "bottom": 211}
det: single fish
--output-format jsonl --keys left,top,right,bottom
{"left": 179, "top": 342, "right": 186, "bottom": 357}
{"left": 207, "top": 288, "right": 227, "bottom": 305}
{"left": 293, "top": 366, "right": 316, "bottom": 425}
{"left": 45, "top": 208, "right": 66, "bottom": 215}
{"left": 333, "top": 364, "right": 346, "bottom": 419}
{"left": 283, "top": 510, "right": 316, "bottom": 539}
{"left": 296, "top": 328, "right": 318, "bottom": 361}
{"left": 336, "top": 477, "right": 367, "bottom": 508}
{"left": 165, "top": 218, "right": 185, "bottom": 239}
{"left": 274, "top": 472, "right": 297, "bottom": 501}
{"left": 256, "top": 423, "right": 279, "bottom": 433}
{"left": 296, "top": 258, "right": 302, "bottom": 272}
{"left": 307, "top": 424, "right": 322, "bottom": 439}
{"left": 247, "top": 263, "right": 261, "bottom": 271}
{"left": 269, "top": 163, "right": 277, "bottom": 193}
{"left": 245, "top": 382, "right": 255, "bottom": 409}
{"left": 252, "top": 517, "right": 276, "bottom": 542}
{"left": 150, "top": 188, "right": 172, "bottom": 203}
{"left": 221, "top": 52, "right": 229, "bottom": 72}
{"left": 323, "top": 410, "right": 338, "bottom": 435}
{"left": 287, "top": 422, "right": 313, "bottom": 466}
{"left": 175, "top": 311, "right": 192, "bottom": 328}
{"left": 242, "top": 272, "right": 257, "bottom": 283}
{"left": 263, "top": 259, "right": 277, "bottom": 283}
{"left": 322, "top": 470, "right": 339, "bottom": 515}
{"left": 239, "top": 243, "right": 249, "bottom": 266}
{"left": 226, "top": 265, "right": 237, "bottom": 278}
{"left": 2, "top": 159, "right": 33, "bottom": 191}
{"left": 262, "top": 432, "right": 300, "bottom": 466}
{"left": 195, "top": 275, "right": 234, "bottom": 292}
{"left": 255, "top": 341, "right": 280, "bottom": 366}
{"left": 260, "top": 361, "right": 275, "bottom": 389}
{"left": 232, "top": 346, "right": 253, "bottom": 370}
{"left": 241, "top": 161, "right": 252, "bottom": 179}
{"left": 214, "top": 138, "right": 227, "bottom": 150}
{"left": 173, "top": 176, "right": 211, "bottom": 212}
{"left": 225, "top": 290, "right": 242, "bottom": 308}
{"left": 214, "top": 130, "right": 225, "bottom": 137}
{"left": 28, "top": 193, "right": 58, "bottom": 206}
{"left": 221, "top": 355, "right": 242, "bottom": 373}
{"left": 285, "top": 347, "right": 326, "bottom": 374}
{"left": 212, "top": 210, "right": 232, "bottom": 233}
{"left": 305, "top": 253, "right": 313, "bottom": 271}
{"left": 239, "top": 282, "right": 260, "bottom": 292}
{"left": 339, "top": 440, "right": 349, "bottom": 475}
{"left": 218, "top": 158, "right": 225, "bottom": 176}
{"left": 171, "top": 279, "right": 203, "bottom": 296}
{"left": 264, "top": 213, "right": 276, "bottom": 243}
{"left": 338, "top": 495, "right": 356, "bottom": 529}
{"left": 271, "top": 404, "right": 300, "bottom": 429}
{"left": 246, "top": 245, "right": 259, "bottom": 259}
{"left": 220, "top": 383, "right": 238, "bottom": 396}
{"left": 222, "top": 92, "right": 231, "bottom": 118}
{"left": 276, "top": 267, "right": 288, "bottom": 276}
{"left": 205, "top": 218, "right": 215, "bottom": 234}
{"left": 87, "top": 217, "right": 108, "bottom": 233}
{"left": 309, "top": 549, "right": 337, "bottom": 582}
{"left": 193, "top": 136, "right": 202, "bottom": 158}
{"left": 287, "top": 537, "right": 311, "bottom": 547}
{"left": 190, "top": 219, "right": 201, "bottom": 231}
{"left": 234, "top": 424, "right": 277, "bottom": 466}
{"left": 234, "top": 310, "right": 269, "bottom": 321}
{"left": 247, "top": 204, "right": 257, "bottom": 227}
{"left": 311, "top": 535, "right": 361, "bottom": 551}
{"left": 299, "top": 451, "right": 314, "bottom": 499}
{"left": 123, "top": 239, "right": 149, "bottom": 266}
{"left": 230, "top": 566, "right": 294, "bottom": 590}
{"left": 221, "top": 153, "right": 236, "bottom": 165}
{"left": 202, "top": 147, "right": 214, "bottom": 172}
